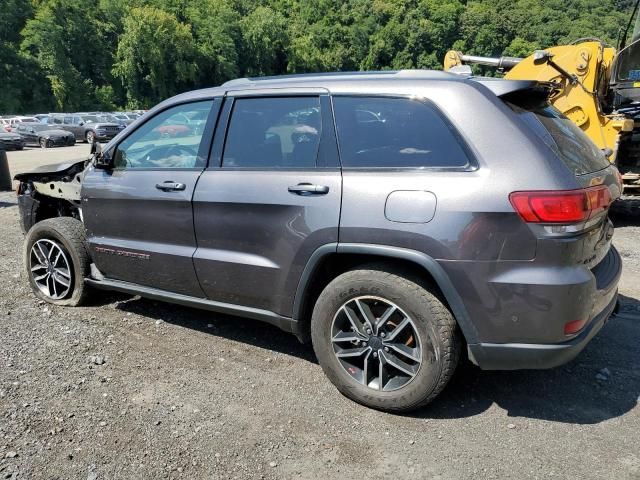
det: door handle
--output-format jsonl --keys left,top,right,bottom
{"left": 156, "top": 181, "right": 186, "bottom": 191}
{"left": 288, "top": 183, "right": 330, "bottom": 195}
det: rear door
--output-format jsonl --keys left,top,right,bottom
{"left": 192, "top": 91, "right": 342, "bottom": 317}
{"left": 82, "top": 99, "right": 220, "bottom": 296}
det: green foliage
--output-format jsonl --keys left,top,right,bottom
{"left": 0, "top": 0, "right": 633, "bottom": 112}
{"left": 112, "top": 6, "right": 198, "bottom": 108}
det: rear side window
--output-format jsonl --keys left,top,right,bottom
{"left": 509, "top": 102, "right": 609, "bottom": 175}
{"left": 223, "top": 97, "right": 321, "bottom": 168}
{"left": 332, "top": 96, "right": 470, "bottom": 168}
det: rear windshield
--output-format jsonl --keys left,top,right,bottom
{"left": 509, "top": 102, "right": 610, "bottom": 175}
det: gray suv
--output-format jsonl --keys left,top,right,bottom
{"left": 50, "top": 114, "right": 123, "bottom": 143}
{"left": 14, "top": 71, "right": 622, "bottom": 412}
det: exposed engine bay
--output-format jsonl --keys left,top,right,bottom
{"left": 14, "top": 159, "right": 89, "bottom": 233}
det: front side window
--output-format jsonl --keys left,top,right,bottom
{"left": 113, "top": 100, "right": 213, "bottom": 169}
{"left": 332, "top": 96, "right": 470, "bottom": 168}
{"left": 222, "top": 97, "right": 322, "bottom": 168}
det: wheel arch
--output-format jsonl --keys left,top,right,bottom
{"left": 292, "top": 243, "right": 478, "bottom": 344}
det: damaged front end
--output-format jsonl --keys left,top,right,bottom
{"left": 14, "top": 159, "right": 90, "bottom": 233}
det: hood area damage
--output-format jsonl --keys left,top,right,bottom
{"left": 14, "top": 158, "right": 90, "bottom": 232}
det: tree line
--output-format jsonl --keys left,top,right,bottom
{"left": 0, "top": 0, "right": 633, "bottom": 113}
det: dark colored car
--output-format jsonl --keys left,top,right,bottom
{"left": 13, "top": 70, "right": 622, "bottom": 412}
{"left": 50, "top": 114, "right": 122, "bottom": 143}
{"left": 15, "top": 122, "right": 75, "bottom": 148}
{"left": 0, "top": 131, "right": 25, "bottom": 150}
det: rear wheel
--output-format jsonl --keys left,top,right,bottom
{"left": 24, "top": 217, "right": 91, "bottom": 306}
{"left": 311, "top": 268, "right": 461, "bottom": 412}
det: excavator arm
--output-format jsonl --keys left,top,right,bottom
{"left": 444, "top": 42, "right": 639, "bottom": 193}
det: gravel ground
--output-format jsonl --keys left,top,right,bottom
{"left": 0, "top": 151, "right": 639, "bottom": 479}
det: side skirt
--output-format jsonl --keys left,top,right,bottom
{"left": 84, "top": 277, "right": 300, "bottom": 335}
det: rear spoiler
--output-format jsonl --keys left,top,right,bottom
{"left": 471, "top": 78, "right": 559, "bottom": 99}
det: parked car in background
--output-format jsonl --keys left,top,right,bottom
{"left": 16, "top": 122, "right": 75, "bottom": 148}
{"left": 0, "top": 131, "right": 25, "bottom": 150}
{"left": 9, "top": 116, "right": 39, "bottom": 126}
{"left": 97, "top": 113, "right": 129, "bottom": 129}
{"left": 152, "top": 109, "right": 208, "bottom": 138}
{"left": 34, "top": 114, "right": 51, "bottom": 124}
{"left": 3, "top": 116, "right": 39, "bottom": 132}
{"left": 1, "top": 118, "right": 12, "bottom": 132}
{"left": 50, "top": 114, "right": 122, "bottom": 143}
{"left": 111, "top": 113, "right": 137, "bottom": 125}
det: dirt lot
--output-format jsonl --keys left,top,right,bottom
{"left": 0, "top": 148, "right": 639, "bottom": 479}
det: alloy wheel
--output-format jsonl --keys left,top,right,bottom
{"left": 330, "top": 296, "right": 423, "bottom": 391}
{"left": 29, "top": 239, "right": 72, "bottom": 300}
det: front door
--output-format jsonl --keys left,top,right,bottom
{"left": 192, "top": 93, "right": 342, "bottom": 317}
{"left": 82, "top": 99, "right": 220, "bottom": 296}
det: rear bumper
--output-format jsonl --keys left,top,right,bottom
{"left": 467, "top": 293, "right": 618, "bottom": 370}
{"left": 464, "top": 245, "right": 622, "bottom": 370}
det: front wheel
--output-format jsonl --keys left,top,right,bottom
{"left": 85, "top": 131, "right": 95, "bottom": 144}
{"left": 311, "top": 268, "right": 461, "bottom": 412}
{"left": 24, "top": 217, "right": 91, "bottom": 306}
{"left": 39, "top": 138, "right": 47, "bottom": 149}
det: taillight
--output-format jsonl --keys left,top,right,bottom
{"left": 509, "top": 186, "right": 612, "bottom": 224}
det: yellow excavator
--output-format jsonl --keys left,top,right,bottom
{"left": 444, "top": 1, "right": 640, "bottom": 200}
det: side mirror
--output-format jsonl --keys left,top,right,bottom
{"left": 533, "top": 50, "right": 553, "bottom": 65}
{"left": 79, "top": 121, "right": 84, "bottom": 126}
{"left": 93, "top": 142, "right": 114, "bottom": 170}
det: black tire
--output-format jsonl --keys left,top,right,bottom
{"left": 311, "top": 267, "right": 461, "bottom": 412}
{"left": 24, "top": 217, "right": 91, "bottom": 306}
{"left": 85, "top": 131, "right": 95, "bottom": 144}
{"left": 39, "top": 137, "right": 47, "bottom": 149}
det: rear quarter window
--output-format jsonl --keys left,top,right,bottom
{"left": 332, "top": 96, "right": 471, "bottom": 169}
{"left": 509, "top": 102, "right": 610, "bottom": 175}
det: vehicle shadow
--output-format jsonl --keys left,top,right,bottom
{"left": 113, "top": 296, "right": 317, "bottom": 363}
{"left": 109, "top": 292, "right": 639, "bottom": 425}
{"left": 0, "top": 201, "right": 17, "bottom": 208}
{"left": 418, "top": 293, "right": 640, "bottom": 425}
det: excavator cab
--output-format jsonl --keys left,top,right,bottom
{"left": 612, "top": 1, "right": 640, "bottom": 104}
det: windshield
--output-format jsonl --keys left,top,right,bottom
{"left": 510, "top": 102, "right": 610, "bottom": 175}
